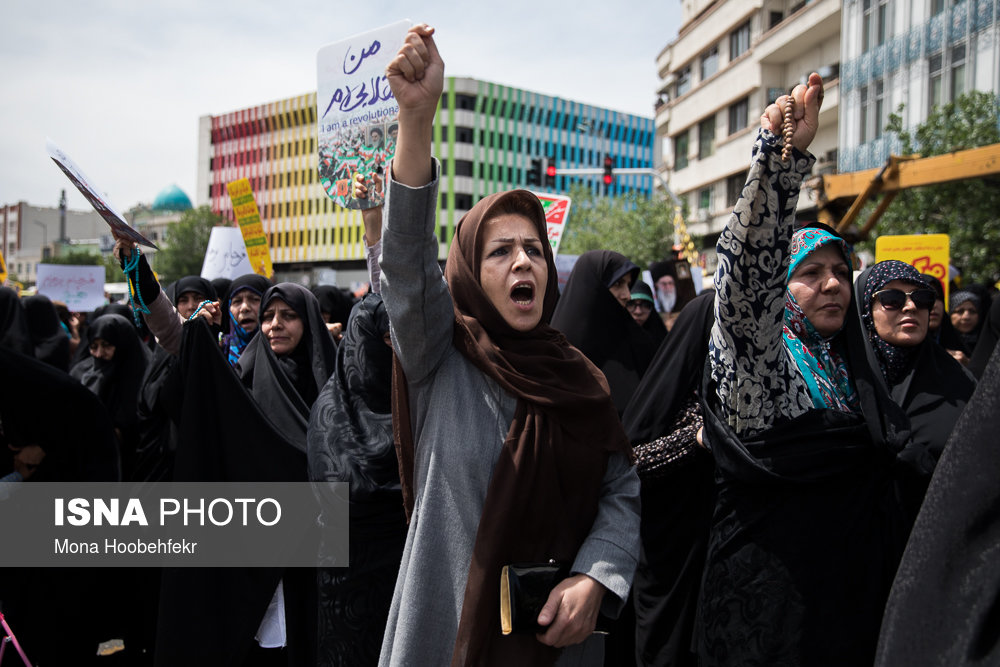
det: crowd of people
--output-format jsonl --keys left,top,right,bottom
{"left": 3, "top": 23, "right": 1000, "bottom": 667}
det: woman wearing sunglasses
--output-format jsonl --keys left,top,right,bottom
{"left": 856, "top": 260, "right": 976, "bottom": 529}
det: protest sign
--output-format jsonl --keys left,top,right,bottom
{"left": 201, "top": 227, "right": 255, "bottom": 280}
{"left": 226, "top": 179, "right": 274, "bottom": 278}
{"left": 45, "top": 140, "right": 157, "bottom": 249}
{"left": 875, "top": 233, "right": 950, "bottom": 301}
{"left": 0, "top": 249, "right": 6, "bottom": 285}
{"left": 316, "top": 20, "right": 411, "bottom": 210}
{"left": 534, "top": 193, "right": 572, "bottom": 255}
{"left": 36, "top": 264, "right": 105, "bottom": 312}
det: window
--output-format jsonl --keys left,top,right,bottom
{"left": 676, "top": 66, "right": 692, "bottom": 97}
{"left": 698, "top": 115, "right": 716, "bottom": 159}
{"left": 860, "top": 85, "right": 870, "bottom": 142}
{"left": 951, "top": 44, "right": 967, "bottom": 100}
{"left": 863, "top": 0, "right": 890, "bottom": 51}
{"left": 727, "top": 172, "right": 746, "bottom": 205}
{"left": 699, "top": 187, "right": 712, "bottom": 210}
{"left": 769, "top": 11, "right": 784, "bottom": 29}
{"left": 730, "top": 21, "right": 750, "bottom": 59}
{"left": 456, "top": 126, "right": 474, "bottom": 143}
{"left": 929, "top": 52, "right": 943, "bottom": 110}
{"left": 700, "top": 47, "right": 719, "bottom": 80}
{"left": 674, "top": 131, "right": 690, "bottom": 170}
{"left": 860, "top": 79, "right": 886, "bottom": 143}
{"left": 874, "top": 79, "right": 885, "bottom": 139}
{"left": 728, "top": 97, "right": 749, "bottom": 135}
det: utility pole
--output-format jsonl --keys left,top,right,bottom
{"left": 58, "top": 189, "right": 68, "bottom": 244}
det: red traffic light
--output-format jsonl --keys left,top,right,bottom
{"left": 545, "top": 164, "right": 557, "bottom": 178}
{"left": 603, "top": 173, "right": 613, "bottom": 185}
{"left": 603, "top": 155, "right": 614, "bottom": 186}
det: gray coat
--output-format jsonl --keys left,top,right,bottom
{"left": 378, "top": 167, "right": 640, "bottom": 666}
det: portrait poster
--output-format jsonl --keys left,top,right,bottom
{"left": 316, "top": 20, "right": 411, "bottom": 210}
{"left": 45, "top": 139, "right": 157, "bottom": 249}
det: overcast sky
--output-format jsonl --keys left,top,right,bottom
{"left": 1, "top": 0, "right": 680, "bottom": 214}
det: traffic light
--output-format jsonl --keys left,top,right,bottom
{"left": 527, "top": 158, "right": 543, "bottom": 186}
{"left": 603, "top": 155, "right": 615, "bottom": 186}
{"left": 545, "top": 157, "right": 557, "bottom": 187}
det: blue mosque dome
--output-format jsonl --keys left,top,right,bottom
{"left": 151, "top": 184, "right": 193, "bottom": 212}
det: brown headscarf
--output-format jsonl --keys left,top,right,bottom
{"left": 391, "top": 189, "right": 632, "bottom": 666}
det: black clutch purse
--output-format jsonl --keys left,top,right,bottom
{"left": 499, "top": 561, "right": 568, "bottom": 635}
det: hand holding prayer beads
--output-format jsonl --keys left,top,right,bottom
{"left": 782, "top": 98, "right": 795, "bottom": 162}
{"left": 761, "top": 72, "right": 824, "bottom": 155}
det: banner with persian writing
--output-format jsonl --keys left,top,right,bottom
{"left": 316, "top": 20, "right": 411, "bottom": 210}
{"left": 226, "top": 179, "right": 274, "bottom": 278}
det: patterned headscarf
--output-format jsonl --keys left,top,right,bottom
{"left": 861, "top": 260, "right": 927, "bottom": 385}
{"left": 783, "top": 226, "right": 859, "bottom": 412}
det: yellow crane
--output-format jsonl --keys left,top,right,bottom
{"left": 809, "top": 142, "right": 1000, "bottom": 239}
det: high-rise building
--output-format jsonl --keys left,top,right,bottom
{"left": 197, "top": 79, "right": 655, "bottom": 280}
{"left": 655, "top": 0, "right": 842, "bottom": 268}
{"left": 839, "top": 0, "right": 1000, "bottom": 173}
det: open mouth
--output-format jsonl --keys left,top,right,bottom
{"left": 510, "top": 282, "right": 535, "bottom": 306}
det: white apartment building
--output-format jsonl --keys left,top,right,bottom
{"left": 839, "top": 0, "right": 1000, "bottom": 173}
{"left": 656, "top": 0, "right": 842, "bottom": 265}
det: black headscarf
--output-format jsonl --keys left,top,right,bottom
{"left": 70, "top": 314, "right": 152, "bottom": 435}
{"left": 859, "top": 260, "right": 927, "bottom": 385}
{"left": 222, "top": 273, "right": 272, "bottom": 367}
{"left": 551, "top": 249, "right": 657, "bottom": 414}
{"left": 210, "top": 277, "right": 232, "bottom": 302}
{"left": 212, "top": 277, "right": 234, "bottom": 332}
{"left": 237, "top": 283, "right": 336, "bottom": 448}
{"left": 0, "top": 286, "right": 33, "bottom": 356}
{"left": 307, "top": 293, "right": 406, "bottom": 665}
{"left": 172, "top": 275, "right": 216, "bottom": 305}
{"left": 922, "top": 273, "right": 968, "bottom": 354}
{"left": 312, "top": 284, "right": 357, "bottom": 326}
{"left": 622, "top": 291, "right": 716, "bottom": 667}
{"left": 308, "top": 293, "right": 396, "bottom": 491}
{"left": 23, "top": 294, "right": 70, "bottom": 371}
{"left": 970, "top": 293, "right": 1000, "bottom": 378}
{"left": 949, "top": 288, "right": 986, "bottom": 352}
{"left": 855, "top": 264, "right": 977, "bottom": 524}
{"left": 158, "top": 317, "right": 317, "bottom": 666}
{"left": 874, "top": 343, "right": 1000, "bottom": 667}
{"left": 629, "top": 280, "right": 668, "bottom": 346}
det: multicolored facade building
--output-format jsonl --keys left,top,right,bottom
{"left": 197, "top": 78, "right": 655, "bottom": 272}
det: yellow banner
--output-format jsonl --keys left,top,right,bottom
{"left": 226, "top": 179, "right": 273, "bottom": 279}
{"left": 875, "top": 233, "right": 950, "bottom": 301}
{"left": 0, "top": 248, "right": 7, "bottom": 285}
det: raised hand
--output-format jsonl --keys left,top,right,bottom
{"left": 760, "top": 72, "right": 824, "bottom": 154}
{"left": 385, "top": 24, "right": 442, "bottom": 187}
{"left": 385, "top": 24, "right": 443, "bottom": 121}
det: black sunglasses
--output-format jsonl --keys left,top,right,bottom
{"left": 873, "top": 287, "right": 936, "bottom": 311}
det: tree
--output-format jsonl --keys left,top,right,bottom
{"left": 151, "top": 205, "right": 225, "bottom": 284}
{"left": 43, "top": 249, "right": 120, "bottom": 283}
{"left": 557, "top": 185, "right": 682, "bottom": 271}
{"left": 873, "top": 91, "right": 1000, "bottom": 284}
